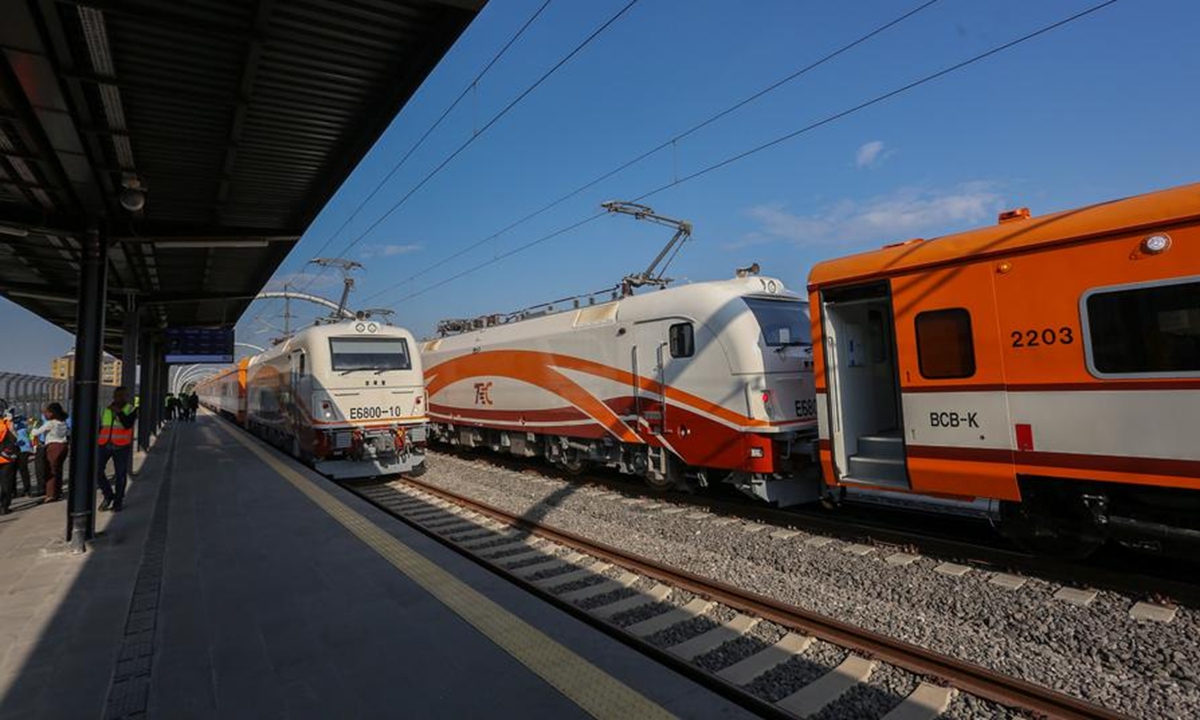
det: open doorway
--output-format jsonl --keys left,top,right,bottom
{"left": 820, "top": 283, "right": 906, "bottom": 487}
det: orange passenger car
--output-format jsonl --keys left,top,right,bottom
{"left": 808, "top": 182, "right": 1199, "bottom": 554}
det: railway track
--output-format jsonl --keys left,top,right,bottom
{"left": 432, "top": 449, "right": 1200, "bottom": 608}
{"left": 349, "top": 475, "right": 1129, "bottom": 720}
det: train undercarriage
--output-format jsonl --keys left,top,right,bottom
{"left": 430, "top": 421, "right": 827, "bottom": 506}
{"left": 432, "top": 421, "right": 1200, "bottom": 559}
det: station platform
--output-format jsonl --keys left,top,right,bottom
{"left": 0, "top": 413, "right": 751, "bottom": 719}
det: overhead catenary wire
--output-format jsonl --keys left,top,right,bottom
{"left": 388, "top": 0, "right": 1120, "bottom": 306}
{"left": 299, "top": 0, "right": 641, "bottom": 296}
{"left": 284, "top": 0, "right": 554, "bottom": 300}
{"left": 252, "top": 0, "right": 556, "bottom": 328}
{"left": 360, "top": 0, "right": 943, "bottom": 305}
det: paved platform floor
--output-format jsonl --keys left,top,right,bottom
{"left": 0, "top": 414, "right": 752, "bottom": 719}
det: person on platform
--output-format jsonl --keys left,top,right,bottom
{"left": 97, "top": 386, "right": 137, "bottom": 512}
{"left": 32, "top": 414, "right": 48, "bottom": 496}
{"left": 165, "top": 392, "right": 177, "bottom": 421}
{"left": 12, "top": 414, "right": 35, "bottom": 498}
{"left": 32, "top": 403, "right": 68, "bottom": 502}
{"left": 0, "top": 413, "right": 19, "bottom": 515}
{"left": 187, "top": 392, "right": 199, "bottom": 422}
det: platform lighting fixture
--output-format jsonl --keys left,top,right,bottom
{"left": 119, "top": 187, "right": 145, "bottom": 213}
{"left": 0, "top": 225, "right": 29, "bottom": 237}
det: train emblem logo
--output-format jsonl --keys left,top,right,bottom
{"left": 474, "top": 381, "right": 494, "bottom": 406}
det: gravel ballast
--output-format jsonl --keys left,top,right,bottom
{"left": 742, "top": 638, "right": 846, "bottom": 703}
{"left": 401, "top": 453, "right": 1200, "bottom": 718}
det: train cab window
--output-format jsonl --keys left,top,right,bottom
{"left": 744, "top": 298, "right": 809, "bottom": 347}
{"left": 329, "top": 337, "right": 412, "bottom": 372}
{"left": 1084, "top": 278, "right": 1200, "bottom": 376}
{"left": 669, "top": 322, "right": 694, "bottom": 358}
{"left": 915, "top": 308, "right": 975, "bottom": 379}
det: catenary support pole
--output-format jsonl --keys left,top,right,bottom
{"left": 66, "top": 228, "right": 108, "bottom": 550}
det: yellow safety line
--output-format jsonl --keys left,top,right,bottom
{"left": 214, "top": 421, "right": 675, "bottom": 720}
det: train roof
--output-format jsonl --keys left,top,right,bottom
{"left": 430, "top": 275, "right": 804, "bottom": 339}
{"left": 254, "top": 319, "right": 416, "bottom": 363}
{"left": 808, "top": 181, "right": 1200, "bottom": 290}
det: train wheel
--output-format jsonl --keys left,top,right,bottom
{"left": 643, "top": 454, "right": 683, "bottom": 493}
{"left": 559, "top": 453, "right": 588, "bottom": 476}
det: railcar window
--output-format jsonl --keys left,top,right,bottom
{"left": 669, "top": 323, "right": 694, "bottom": 358}
{"left": 329, "top": 337, "right": 412, "bottom": 372}
{"left": 915, "top": 308, "right": 976, "bottom": 379}
{"left": 744, "top": 298, "right": 809, "bottom": 347}
{"left": 1085, "top": 279, "right": 1200, "bottom": 375}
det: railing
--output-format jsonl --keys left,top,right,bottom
{"left": 0, "top": 371, "right": 114, "bottom": 418}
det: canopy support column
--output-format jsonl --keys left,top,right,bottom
{"left": 66, "top": 228, "right": 108, "bottom": 550}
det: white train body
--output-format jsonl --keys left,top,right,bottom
{"left": 421, "top": 276, "right": 821, "bottom": 503}
{"left": 202, "top": 320, "right": 429, "bottom": 479}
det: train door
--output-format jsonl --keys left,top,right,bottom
{"left": 891, "top": 262, "right": 1015, "bottom": 499}
{"left": 633, "top": 322, "right": 669, "bottom": 436}
{"left": 288, "top": 350, "right": 306, "bottom": 436}
{"left": 820, "top": 282, "right": 907, "bottom": 487}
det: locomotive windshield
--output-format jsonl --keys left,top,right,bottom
{"left": 329, "top": 337, "right": 412, "bottom": 372}
{"left": 744, "top": 298, "right": 810, "bottom": 347}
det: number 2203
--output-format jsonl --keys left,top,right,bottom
{"left": 1011, "top": 327, "right": 1073, "bottom": 348}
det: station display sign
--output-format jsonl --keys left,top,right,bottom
{"left": 164, "top": 326, "right": 235, "bottom": 363}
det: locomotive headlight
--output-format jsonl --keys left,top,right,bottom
{"left": 314, "top": 393, "right": 335, "bottom": 420}
{"left": 1142, "top": 234, "right": 1171, "bottom": 254}
{"left": 367, "top": 323, "right": 378, "bottom": 333}
{"left": 355, "top": 323, "right": 366, "bottom": 333}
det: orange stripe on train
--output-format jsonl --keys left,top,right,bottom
{"left": 425, "top": 349, "right": 784, "bottom": 442}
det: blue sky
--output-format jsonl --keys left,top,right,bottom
{"left": 4, "top": 0, "right": 1199, "bottom": 374}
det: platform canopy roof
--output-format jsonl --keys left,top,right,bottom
{"left": 0, "top": 0, "right": 484, "bottom": 354}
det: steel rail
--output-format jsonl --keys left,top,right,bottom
{"left": 436, "top": 450, "right": 1200, "bottom": 607}
{"left": 401, "top": 476, "right": 1129, "bottom": 720}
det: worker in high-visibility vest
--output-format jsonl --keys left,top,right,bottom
{"left": 0, "top": 411, "right": 18, "bottom": 515}
{"left": 97, "top": 386, "right": 137, "bottom": 512}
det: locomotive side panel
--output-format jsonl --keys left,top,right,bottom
{"left": 990, "top": 217, "right": 1200, "bottom": 491}
{"left": 424, "top": 278, "right": 819, "bottom": 491}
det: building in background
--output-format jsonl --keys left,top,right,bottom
{"left": 51, "top": 350, "right": 122, "bottom": 386}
